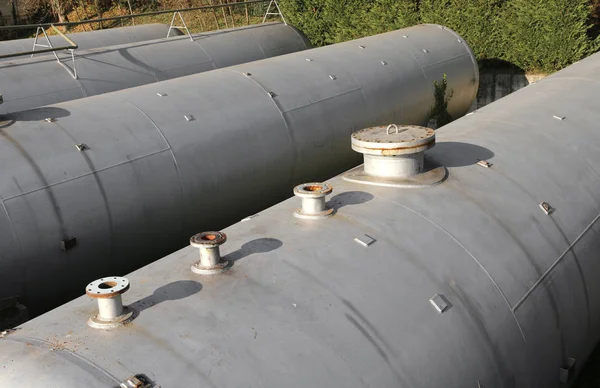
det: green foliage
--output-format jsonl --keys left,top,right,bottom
{"left": 279, "top": 0, "right": 600, "bottom": 73}
{"left": 420, "top": 0, "right": 506, "bottom": 63}
{"left": 502, "top": 0, "right": 599, "bottom": 73}
{"left": 278, "top": 0, "right": 419, "bottom": 45}
{"left": 429, "top": 74, "right": 454, "bottom": 128}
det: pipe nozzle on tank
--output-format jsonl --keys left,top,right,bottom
{"left": 343, "top": 124, "right": 446, "bottom": 188}
{"left": 86, "top": 276, "right": 133, "bottom": 329}
{"left": 190, "top": 231, "right": 232, "bottom": 275}
{"left": 352, "top": 124, "right": 435, "bottom": 178}
{"left": 293, "top": 183, "right": 334, "bottom": 219}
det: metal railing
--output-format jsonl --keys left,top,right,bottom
{"left": 0, "top": 0, "right": 286, "bottom": 78}
{"left": 0, "top": 0, "right": 274, "bottom": 31}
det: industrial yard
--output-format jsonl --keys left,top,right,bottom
{"left": 1, "top": 0, "right": 600, "bottom": 387}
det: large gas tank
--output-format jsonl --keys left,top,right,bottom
{"left": 1, "top": 49, "right": 598, "bottom": 388}
{"left": 0, "top": 22, "right": 311, "bottom": 114}
{"left": 0, "top": 24, "right": 478, "bottom": 317}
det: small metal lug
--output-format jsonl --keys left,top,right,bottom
{"left": 75, "top": 143, "right": 88, "bottom": 152}
{"left": 184, "top": 115, "right": 195, "bottom": 122}
{"left": 45, "top": 117, "right": 56, "bottom": 123}
{"left": 329, "top": 75, "right": 337, "bottom": 80}
{"left": 381, "top": 60, "right": 388, "bottom": 66}
{"left": 559, "top": 358, "right": 576, "bottom": 383}
{"left": 553, "top": 115, "right": 565, "bottom": 121}
{"left": 358, "top": 45, "right": 366, "bottom": 49}
{"left": 243, "top": 72, "right": 252, "bottom": 77}
{"left": 0, "top": 328, "right": 17, "bottom": 338}
{"left": 402, "top": 35, "right": 408, "bottom": 38}
{"left": 190, "top": 231, "right": 232, "bottom": 275}
{"left": 539, "top": 202, "right": 554, "bottom": 215}
{"left": 429, "top": 294, "right": 450, "bottom": 313}
{"left": 354, "top": 235, "right": 376, "bottom": 247}
{"left": 305, "top": 58, "right": 313, "bottom": 62}
{"left": 458, "top": 39, "right": 462, "bottom": 43}
{"left": 120, "top": 374, "right": 152, "bottom": 388}
{"left": 422, "top": 49, "right": 429, "bottom": 53}
{"left": 60, "top": 236, "right": 77, "bottom": 251}
{"left": 268, "top": 91, "right": 276, "bottom": 98}
{"left": 477, "top": 160, "right": 492, "bottom": 168}
{"left": 156, "top": 92, "right": 167, "bottom": 97}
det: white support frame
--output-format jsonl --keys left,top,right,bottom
{"left": 31, "top": 26, "right": 78, "bottom": 79}
{"left": 167, "top": 11, "right": 193, "bottom": 41}
{"left": 262, "top": 0, "right": 286, "bottom": 25}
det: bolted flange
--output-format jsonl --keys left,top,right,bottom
{"left": 86, "top": 276, "right": 133, "bottom": 329}
{"left": 344, "top": 124, "right": 446, "bottom": 188}
{"left": 190, "top": 231, "right": 232, "bottom": 275}
{"left": 293, "top": 183, "right": 334, "bottom": 219}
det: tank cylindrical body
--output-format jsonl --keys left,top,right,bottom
{"left": 0, "top": 24, "right": 478, "bottom": 316}
{"left": 0, "top": 23, "right": 311, "bottom": 114}
{"left": 0, "top": 24, "right": 183, "bottom": 58}
{"left": 0, "top": 50, "right": 598, "bottom": 388}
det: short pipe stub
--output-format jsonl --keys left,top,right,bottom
{"left": 190, "top": 231, "right": 231, "bottom": 275}
{"left": 293, "top": 182, "right": 334, "bottom": 219}
{"left": 86, "top": 276, "right": 133, "bottom": 330}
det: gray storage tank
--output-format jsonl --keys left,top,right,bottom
{"left": 0, "top": 49, "right": 598, "bottom": 388}
{"left": 0, "top": 22, "right": 311, "bottom": 114}
{"left": 0, "top": 24, "right": 478, "bottom": 317}
{"left": 0, "top": 23, "right": 183, "bottom": 58}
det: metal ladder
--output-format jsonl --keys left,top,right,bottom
{"left": 262, "top": 0, "right": 286, "bottom": 25}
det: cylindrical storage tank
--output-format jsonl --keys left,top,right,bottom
{"left": 0, "top": 24, "right": 478, "bottom": 317}
{"left": 1, "top": 50, "right": 599, "bottom": 388}
{"left": 0, "top": 22, "right": 311, "bottom": 114}
{"left": 0, "top": 24, "right": 183, "bottom": 58}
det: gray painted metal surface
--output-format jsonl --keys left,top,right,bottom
{"left": 1, "top": 49, "right": 598, "bottom": 388}
{"left": 0, "top": 22, "right": 311, "bottom": 114}
{"left": 0, "top": 24, "right": 182, "bottom": 58}
{"left": 0, "top": 24, "right": 478, "bottom": 317}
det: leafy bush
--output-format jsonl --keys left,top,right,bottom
{"left": 279, "top": 0, "right": 600, "bottom": 73}
{"left": 502, "top": 0, "right": 600, "bottom": 72}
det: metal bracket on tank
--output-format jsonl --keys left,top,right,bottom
{"left": 167, "top": 11, "right": 193, "bottom": 41}
{"left": 31, "top": 25, "right": 78, "bottom": 79}
{"left": 262, "top": 0, "right": 287, "bottom": 25}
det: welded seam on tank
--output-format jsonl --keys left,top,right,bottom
{"left": 1, "top": 148, "right": 171, "bottom": 201}
{"left": 0, "top": 198, "right": 22, "bottom": 258}
{"left": 403, "top": 47, "right": 428, "bottom": 81}
{"left": 223, "top": 68, "right": 295, "bottom": 178}
{"left": 5, "top": 336, "right": 122, "bottom": 384}
{"left": 381, "top": 196, "right": 527, "bottom": 341}
{"left": 189, "top": 39, "right": 217, "bottom": 69}
{"left": 285, "top": 24, "right": 312, "bottom": 49}
{"left": 279, "top": 88, "right": 364, "bottom": 114}
{"left": 421, "top": 53, "right": 472, "bottom": 70}
{"left": 512, "top": 211, "right": 600, "bottom": 312}
{"left": 124, "top": 100, "right": 186, "bottom": 203}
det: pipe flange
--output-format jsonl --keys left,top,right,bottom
{"left": 293, "top": 183, "right": 333, "bottom": 198}
{"left": 191, "top": 259, "right": 233, "bottom": 275}
{"left": 351, "top": 125, "right": 435, "bottom": 156}
{"left": 293, "top": 207, "right": 335, "bottom": 220}
{"left": 87, "top": 307, "right": 134, "bottom": 330}
{"left": 86, "top": 277, "right": 130, "bottom": 299}
{"left": 190, "top": 231, "right": 227, "bottom": 247}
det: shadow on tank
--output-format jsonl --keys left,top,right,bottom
{"left": 225, "top": 238, "right": 283, "bottom": 263}
{"left": 0, "top": 107, "right": 71, "bottom": 129}
{"left": 128, "top": 280, "right": 202, "bottom": 315}
{"left": 327, "top": 191, "right": 374, "bottom": 210}
{"left": 427, "top": 141, "right": 495, "bottom": 168}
